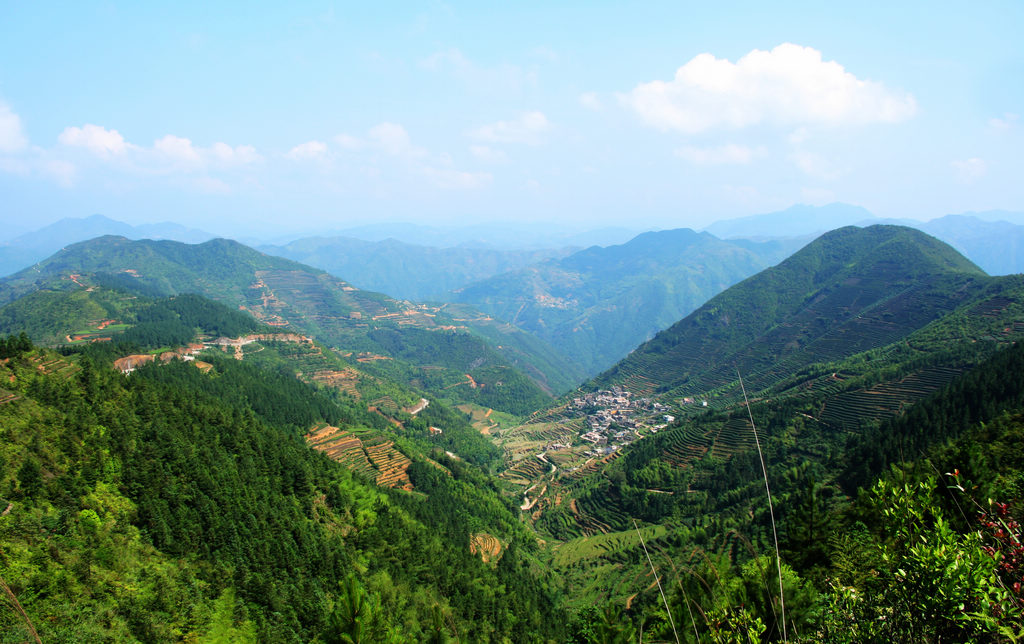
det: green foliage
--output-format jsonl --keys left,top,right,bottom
{"left": 199, "top": 588, "right": 256, "bottom": 644}
{"left": 0, "top": 234, "right": 575, "bottom": 406}
{"left": 0, "top": 331, "right": 31, "bottom": 358}
{"left": 455, "top": 228, "right": 773, "bottom": 375}
{"left": 366, "top": 326, "right": 554, "bottom": 415}
{"left": 0, "top": 339, "right": 566, "bottom": 641}
{"left": 812, "top": 478, "right": 1021, "bottom": 642}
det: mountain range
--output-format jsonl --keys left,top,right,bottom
{"left": 452, "top": 228, "right": 796, "bottom": 375}
{"left": 491, "top": 225, "right": 1024, "bottom": 625}
{"left": 0, "top": 235, "right": 583, "bottom": 408}
{"left": 702, "top": 202, "right": 877, "bottom": 239}
{"left": 2, "top": 215, "right": 1024, "bottom": 640}
{"left": 0, "top": 214, "right": 215, "bottom": 279}
{"left": 260, "top": 236, "right": 575, "bottom": 300}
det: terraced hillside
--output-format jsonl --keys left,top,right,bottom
{"left": 305, "top": 424, "right": 415, "bottom": 490}
{"left": 482, "top": 227, "right": 1024, "bottom": 610}
{"left": 0, "top": 236, "right": 580, "bottom": 411}
{"left": 592, "top": 226, "right": 988, "bottom": 407}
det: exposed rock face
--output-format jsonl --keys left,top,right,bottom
{"left": 113, "top": 354, "right": 156, "bottom": 372}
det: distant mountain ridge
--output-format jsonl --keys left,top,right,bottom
{"left": 452, "top": 228, "right": 790, "bottom": 375}
{"left": 0, "top": 214, "right": 215, "bottom": 278}
{"left": 261, "top": 236, "right": 574, "bottom": 300}
{"left": 0, "top": 235, "right": 584, "bottom": 407}
{"left": 313, "top": 222, "right": 642, "bottom": 250}
{"left": 916, "top": 215, "right": 1024, "bottom": 275}
{"left": 705, "top": 204, "right": 1024, "bottom": 276}
{"left": 703, "top": 202, "right": 876, "bottom": 239}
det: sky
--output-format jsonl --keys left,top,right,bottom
{"left": 0, "top": 1, "right": 1021, "bottom": 238}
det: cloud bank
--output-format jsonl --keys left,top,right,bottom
{"left": 622, "top": 43, "right": 917, "bottom": 134}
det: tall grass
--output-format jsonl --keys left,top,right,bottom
{"left": 0, "top": 574, "right": 41, "bottom": 644}
{"left": 634, "top": 518, "right": 681, "bottom": 644}
{"left": 737, "top": 369, "right": 787, "bottom": 642}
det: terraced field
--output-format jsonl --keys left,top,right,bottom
{"left": 469, "top": 532, "right": 504, "bottom": 563}
{"left": 364, "top": 438, "right": 414, "bottom": 490}
{"left": 305, "top": 424, "right": 413, "bottom": 490}
{"left": 501, "top": 456, "right": 550, "bottom": 487}
{"left": 495, "top": 420, "right": 579, "bottom": 464}
{"left": 310, "top": 368, "right": 362, "bottom": 399}
{"left": 564, "top": 450, "right": 622, "bottom": 482}
{"left": 552, "top": 524, "right": 667, "bottom": 568}
{"left": 574, "top": 487, "right": 630, "bottom": 533}
{"left": 30, "top": 354, "right": 79, "bottom": 378}
{"left": 708, "top": 417, "right": 758, "bottom": 460}
{"left": 660, "top": 426, "right": 711, "bottom": 468}
{"left": 305, "top": 424, "right": 376, "bottom": 478}
{"left": 818, "top": 366, "right": 965, "bottom": 429}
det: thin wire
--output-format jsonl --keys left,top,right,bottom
{"left": 634, "top": 519, "right": 681, "bottom": 644}
{"left": 737, "top": 369, "right": 787, "bottom": 642}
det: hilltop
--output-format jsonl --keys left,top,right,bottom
{"left": 591, "top": 225, "right": 986, "bottom": 401}
{"left": 0, "top": 235, "right": 583, "bottom": 410}
{"left": 485, "top": 225, "right": 1024, "bottom": 627}
{"left": 452, "top": 228, "right": 785, "bottom": 375}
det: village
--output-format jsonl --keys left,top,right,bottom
{"left": 565, "top": 385, "right": 681, "bottom": 454}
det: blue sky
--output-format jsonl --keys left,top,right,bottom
{"left": 0, "top": 1, "right": 1021, "bottom": 237}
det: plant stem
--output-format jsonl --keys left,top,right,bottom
{"left": 634, "top": 519, "right": 680, "bottom": 644}
{"left": 737, "top": 369, "right": 787, "bottom": 642}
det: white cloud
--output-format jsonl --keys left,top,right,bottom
{"left": 622, "top": 43, "right": 917, "bottom": 134}
{"left": 59, "top": 126, "right": 260, "bottom": 173}
{"left": 154, "top": 134, "right": 202, "bottom": 165}
{"left": 319, "top": 123, "right": 488, "bottom": 191}
{"left": 579, "top": 92, "right": 602, "bottom": 111}
{"left": 675, "top": 143, "right": 765, "bottom": 165}
{"left": 0, "top": 102, "right": 28, "bottom": 153}
{"left": 0, "top": 157, "right": 29, "bottom": 176}
{"left": 333, "top": 133, "right": 362, "bottom": 150}
{"left": 952, "top": 157, "right": 987, "bottom": 183}
{"left": 286, "top": 140, "right": 329, "bottom": 161}
{"left": 58, "top": 124, "right": 131, "bottom": 157}
{"left": 788, "top": 127, "right": 810, "bottom": 144}
{"left": 469, "top": 144, "right": 506, "bottom": 163}
{"left": 989, "top": 113, "right": 1019, "bottom": 130}
{"left": 419, "top": 48, "right": 472, "bottom": 73}
{"left": 210, "top": 142, "right": 261, "bottom": 165}
{"left": 421, "top": 166, "right": 492, "bottom": 190}
{"left": 419, "top": 48, "right": 536, "bottom": 93}
{"left": 470, "top": 111, "right": 550, "bottom": 145}
{"left": 368, "top": 122, "right": 426, "bottom": 158}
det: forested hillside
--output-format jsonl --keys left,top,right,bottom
{"left": 485, "top": 226, "right": 1024, "bottom": 640}
{"left": 0, "top": 235, "right": 583, "bottom": 408}
{"left": 261, "top": 235, "right": 574, "bottom": 300}
{"left": 453, "top": 228, "right": 786, "bottom": 375}
{"left": 0, "top": 338, "right": 566, "bottom": 642}
{"left": 592, "top": 225, "right": 986, "bottom": 400}
{"left": 1, "top": 224, "right": 1022, "bottom": 641}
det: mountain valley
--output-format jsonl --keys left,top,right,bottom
{"left": 1, "top": 220, "right": 1023, "bottom": 641}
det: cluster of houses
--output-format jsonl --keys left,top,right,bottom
{"left": 567, "top": 386, "right": 676, "bottom": 450}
